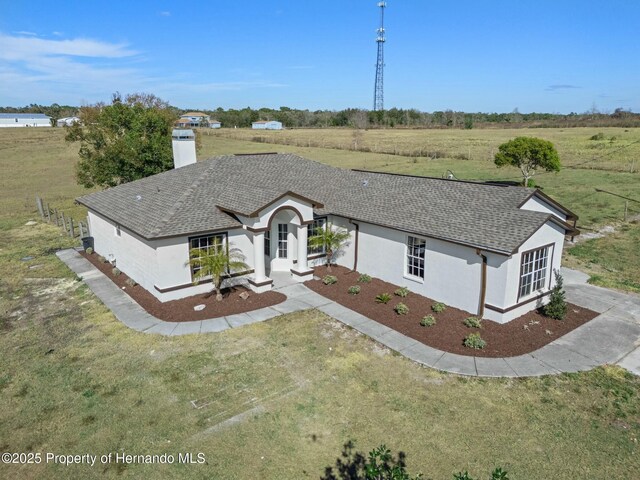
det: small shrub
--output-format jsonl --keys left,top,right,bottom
{"left": 463, "top": 317, "right": 482, "bottom": 328}
{"left": 125, "top": 278, "right": 137, "bottom": 287}
{"left": 543, "top": 270, "right": 567, "bottom": 320}
{"left": 394, "top": 286, "right": 409, "bottom": 297}
{"left": 97, "top": 255, "right": 107, "bottom": 263}
{"left": 464, "top": 332, "right": 486, "bottom": 349}
{"left": 375, "top": 293, "right": 392, "bottom": 304}
{"left": 431, "top": 302, "right": 446, "bottom": 313}
{"left": 420, "top": 315, "right": 436, "bottom": 327}
{"left": 526, "top": 178, "right": 536, "bottom": 188}
{"left": 112, "top": 267, "right": 121, "bottom": 276}
{"left": 590, "top": 132, "right": 605, "bottom": 141}
{"left": 348, "top": 285, "right": 361, "bottom": 295}
{"left": 322, "top": 275, "right": 338, "bottom": 285}
{"left": 85, "top": 247, "right": 93, "bottom": 255}
{"left": 357, "top": 273, "right": 372, "bottom": 283}
{"left": 394, "top": 303, "right": 409, "bottom": 315}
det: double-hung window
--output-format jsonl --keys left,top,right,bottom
{"left": 406, "top": 236, "right": 426, "bottom": 279}
{"left": 277, "top": 224, "right": 288, "bottom": 258}
{"left": 189, "top": 233, "right": 226, "bottom": 275}
{"left": 307, "top": 217, "right": 327, "bottom": 255}
{"left": 518, "top": 246, "right": 549, "bottom": 298}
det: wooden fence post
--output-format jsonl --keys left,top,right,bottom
{"left": 79, "top": 222, "right": 85, "bottom": 238}
{"left": 61, "top": 212, "right": 67, "bottom": 232}
{"left": 36, "top": 196, "right": 44, "bottom": 218}
{"left": 54, "top": 209, "right": 59, "bottom": 226}
{"left": 46, "top": 203, "right": 51, "bottom": 222}
{"left": 68, "top": 218, "right": 74, "bottom": 237}
{"left": 624, "top": 201, "right": 628, "bottom": 222}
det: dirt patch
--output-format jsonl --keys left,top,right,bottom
{"left": 80, "top": 251, "right": 286, "bottom": 322}
{"left": 305, "top": 265, "right": 598, "bottom": 358}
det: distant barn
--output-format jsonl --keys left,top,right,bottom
{"left": 0, "top": 113, "right": 51, "bottom": 128}
{"left": 56, "top": 116, "right": 80, "bottom": 127}
{"left": 251, "top": 120, "right": 283, "bottom": 130}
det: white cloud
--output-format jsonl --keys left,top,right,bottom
{"left": 14, "top": 30, "right": 38, "bottom": 36}
{"left": 159, "top": 11, "right": 171, "bottom": 17}
{"left": 0, "top": 33, "right": 137, "bottom": 60}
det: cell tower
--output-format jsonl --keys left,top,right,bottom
{"left": 373, "top": 1, "right": 386, "bottom": 111}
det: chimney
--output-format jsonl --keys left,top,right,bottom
{"left": 171, "top": 129, "right": 197, "bottom": 168}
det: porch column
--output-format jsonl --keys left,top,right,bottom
{"left": 291, "top": 224, "right": 314, "bottom": 281}
{"left": 248, "top": 230, "right": 272, "bottom": 293}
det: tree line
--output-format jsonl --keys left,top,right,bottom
{"left": 3, "top": 102, "right": 638, "bottom": 129}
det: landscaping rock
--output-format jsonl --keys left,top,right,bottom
{"left": 239, "top": 291, "right": 250, "bottom": 300}
{"left": 194, "top": 304, "right": 206, "bottom": 311}
{"left": 25, "top": 220, "right": 37, "bottom": 226}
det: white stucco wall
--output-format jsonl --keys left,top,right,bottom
{"left": 484, "top": 220, "right": 566, "bottom": 323}
{"left": 520, "top": 195, "right": 567, "bottom": 221}
{"left": 88, "top": 211, "right": 158, "bottom": 294}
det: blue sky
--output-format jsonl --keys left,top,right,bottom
{"left": 1, "top": 0, "right": 638, "bottom": 113}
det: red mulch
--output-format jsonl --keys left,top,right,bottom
{"left": 80, "top": 251, "right": 286, "bottom": 322}
{"left": 305, "top": 265, "right": 598, "bottom": 358}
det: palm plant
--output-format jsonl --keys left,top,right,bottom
{"left": 187, "top": 239, "right": 248, "bottom": 301}
{"left": 308, "top": 222, "right": 350, "bottom": 271}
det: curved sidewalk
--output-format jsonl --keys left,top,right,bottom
{"left": 57, "top": 249, "right": 640, "bottom": 378}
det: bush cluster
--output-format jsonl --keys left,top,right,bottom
{"left": 463, "top": 333, "right": 486, "bottom": 349}
{"left": 347, "top": 285, "right": 361, "bottom": 295}
{"left": 112, "top": 267, "right": 121, "bottom": 276}
{"left": 322, "top": 275, "right": 338, "bottom": 285}
{"left": 375, "top": 293, "right": 392, "bottom": 304}
{"left": 420, "top": 315, "right": 436, "bottom": 327}
{"left": 357, "top": 273, "right": 372, "bottom": 283}
{"left": 431, "top": 302, "right": 446, "bottom": 313}
{"left": 394, "top": 287, "right": 410, "bottom": 298}
{"left": 463, "top": 317, "right": 482, "bottom": 328}
{"left": 394, "top": 303, "right": 409, "bottom": 315}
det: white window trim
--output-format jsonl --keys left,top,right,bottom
{"left": 188, "top": 232, "right": 228, "bottom": 277}
{"left": 517, "top": 244, "right": 552, "bottom": 301}
{"left": 404, "top": 235, "right": 426, "bottom": 283}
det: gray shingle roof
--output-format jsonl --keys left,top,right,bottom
{"left": 77, "top": 153, "right": 571, "bottom": 254}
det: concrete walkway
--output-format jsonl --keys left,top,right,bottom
{"left": 57, "top": 249, "right": 640, "bottom": 378}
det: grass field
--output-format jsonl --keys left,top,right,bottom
{"left": 1, "top": 223, "right": 639, "bottom": 479}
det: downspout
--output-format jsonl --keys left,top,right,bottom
{"left": 475, "top": 249, "right": 487, "bottom": 318}
{"left": 348, "top": 219, "right": 360, "bottom": 272}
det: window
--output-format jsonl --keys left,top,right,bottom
{"left": 264, "top": 230, "right": 271, "bottom": 256}
{"left": 519, "top": 246, "right": 549, "bottom": 298}
{"left": 115, "top": 224, "right": 121, "bottom": 237}
{"left": 406, "top": 236, "right": 426, "bottom": 279}
{"left": 307, "top": 217, "right": 327, "bottom": 255}
{"left": 277, "top": 224, "right": 288, "bottom": 258}
{"left": 189, "top": 233, "right": 226, "bottom": 275}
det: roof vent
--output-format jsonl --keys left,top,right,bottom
{"left": 135, "top": 195, "right": 142, "bottom": 201}
{"left": 362, "top": 179, "right": 369, "bottom": 187}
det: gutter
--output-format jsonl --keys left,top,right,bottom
{"left": 475, "top": 249, "right": 488, "bottom": 318}
{"left": 348, "top": 219, "right": 360, "bottom": 272}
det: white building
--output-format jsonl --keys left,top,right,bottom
{"left": 176, "top": 112, "right": 210, "bottom": 127}
{"left": 252, "top": 120, "right": 283, "bottom": 130}
{"left": 0, "top": 113, "right": 51, "bottom": 128}
{"left": 209, "top": 120, "right": 221, "bottom": 129}
{"left": 56, "top": 116, "right": 80, "bottom": 127}
{"left": 77, "top": 149, "right": 578, "bottom": 324}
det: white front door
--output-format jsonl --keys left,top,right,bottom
{"left": 270, "top": 223, "right": 295, "bottom": 271}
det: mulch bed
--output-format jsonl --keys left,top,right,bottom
{"left": 305, "top": 265, "right": 598, "bottom": 358}
{"left": 80, "top": 251, "right": 286, "bottom": 322}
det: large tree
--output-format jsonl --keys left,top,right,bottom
{"left": 494, "top": 136, "right": 561, "bottom": 186}
{"left": 66, "top": 92, "right": 177, "bottom": 188}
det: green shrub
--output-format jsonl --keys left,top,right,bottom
{"left": 464, "top": 333, "right": 486, "bottom": 349}
{"left": 125, "top": 278, "right": 137, "bottom": 287}
{"left": 112, "top": 267, "right": 121, "bottom": 276}
{"left": 590, "top": 132, "right": 605, "bottom": 141}
{"left": 463, "top": 317, "right": 482, "bottom": 328}
{"left": 85, "top": 247, "right": 93, "bottom": 255}
{"left": 348, "top": 285, "right": 361, "bottom": 295}
{"left": 375, "top": 293, "right": 392, "bottom": 304}
{"left": 431, "top": 302, "right": 446, "bottom": 313}
{"left": 394, "top": 303, "right": 409, "bottom": 315}
{"left": 420, "top": 315, "right": 436, "bottom": 327}
{"left": 543, "top": 270, "right": 567, "bottom": 320}
{"left": 357, "top": 273, "right": 372, "bottom": 283}
{"left": 97, "top": 255, "right": 107, "bottom": 263}
{"left": 394, "top": 286, "right": 410, "bottom": 297}
{"left": 322, "top": 275, "right": 338, "bottom": 285}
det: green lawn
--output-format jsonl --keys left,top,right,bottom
{"left": 1, "top": 127, "right": 640, "bottom": 478}
{"left": 1, "top": 222, "right": 639, "bottom": 479}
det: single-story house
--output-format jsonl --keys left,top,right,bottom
{"left": 56, "top": 116, "right": 80, "bottom": 127}
{"left": 0, "top": 113, "right": 51, "bottom": 128}
{"left": 176, "top": 112, "right": 210, "bottom": 127}
{"left": 252, "top": 120, "right": 283, "bottom": 130}
{"left": 77, "top": 144, "right": 578, "bottom": 324}
{"left": 209, "top": 120, "right": 221, "bottom": 129}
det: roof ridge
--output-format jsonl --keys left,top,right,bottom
{"left": 148, "top": 163, "right": 215, "bottom": 237}
{"left": 351, "top": 168, "right": 529, "bottom": 189}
